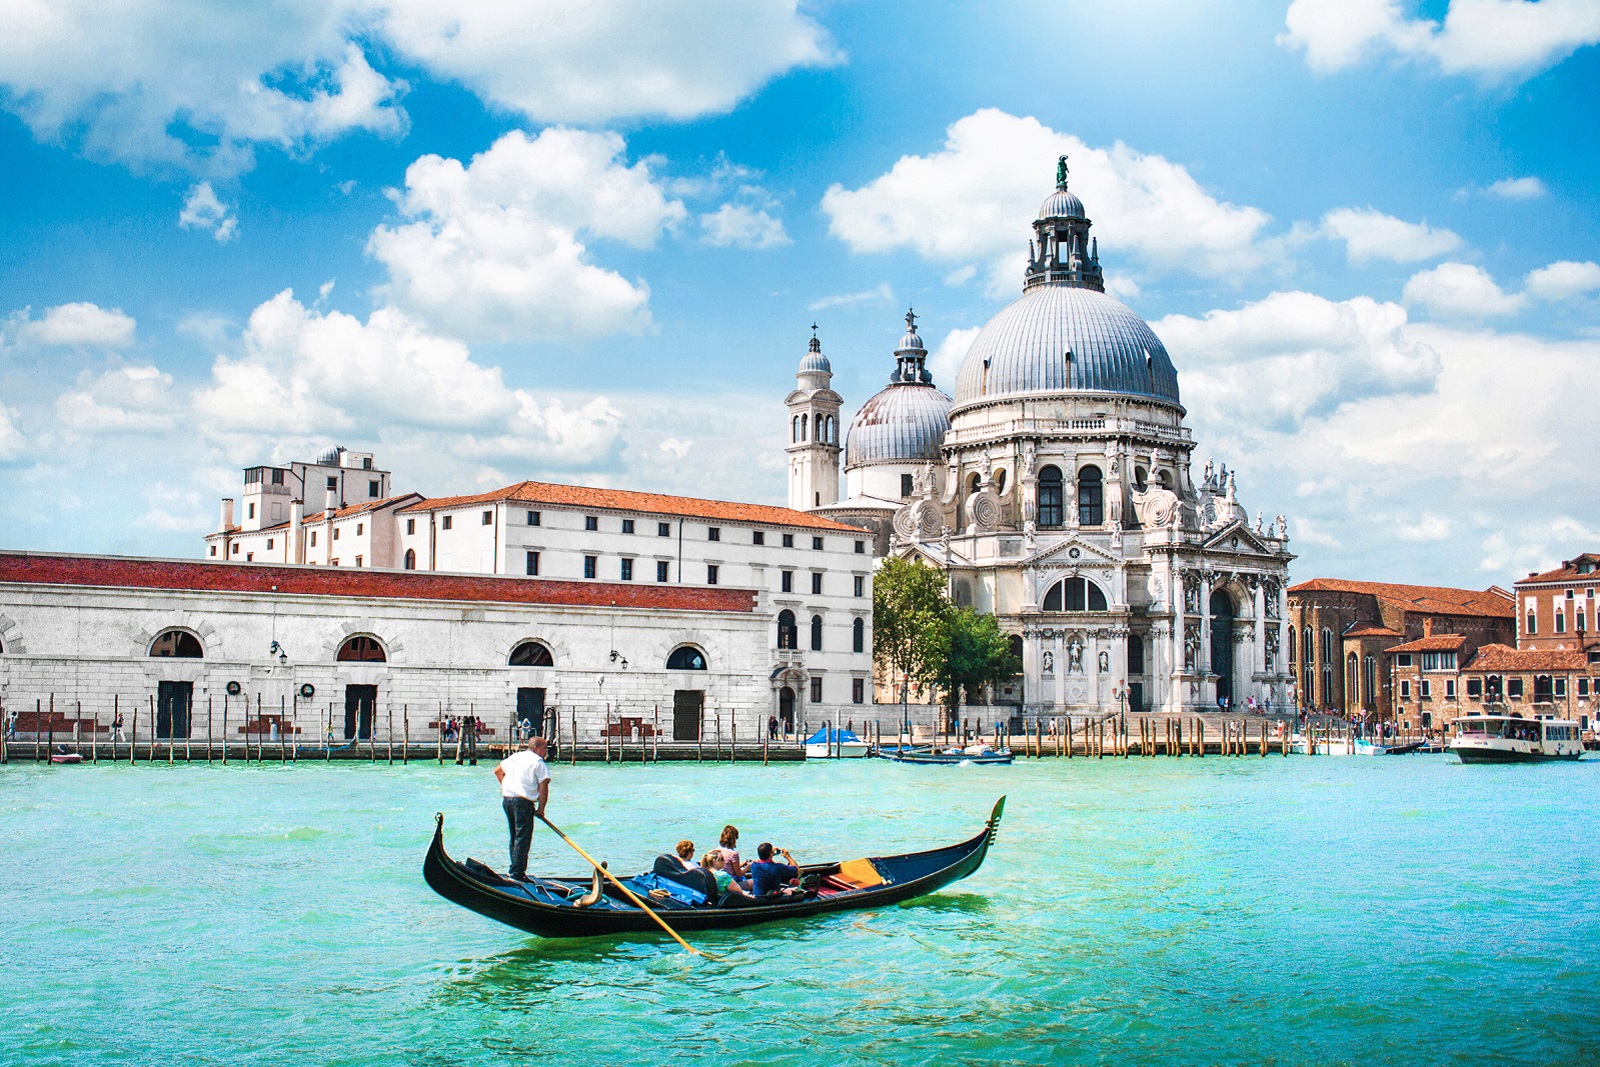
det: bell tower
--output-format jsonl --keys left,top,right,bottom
{"left": 786, "top": 326, "right": 842, "bottom": 511}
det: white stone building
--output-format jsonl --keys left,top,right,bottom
{"left": 801, "top": 160, "right": 1296, "bottom": 717}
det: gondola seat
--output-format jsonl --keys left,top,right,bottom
{"left": 822, "top": 858, "right": 887, "bottom": 893}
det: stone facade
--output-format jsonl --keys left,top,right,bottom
{"left": 1514, "top": 551, "right": 1600, "bottom": 659}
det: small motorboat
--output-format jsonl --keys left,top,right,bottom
{"left": 423, "top": 797, "right": 1004, "bottom": 939}
{"left": 50, "top": 746, "right": 82, "bottom": 764}
{"left": 1450, "top": 713, "right": 1584, "bottom": 763}
{"left": 804, "top": 725, "right": 871, "bottom": 759}
{"left": 878, "top": 745, "right": 1014, "bottom": 766}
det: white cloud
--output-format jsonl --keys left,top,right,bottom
{"left": 10, "top": 302, "right": 137, "bottom": 349}
{"left": 1319, "top": 207, "right": 1464, "bottom": 264}
{"left": 0, "top": 1, "right": 830, "bottom": 173}
{"left": 928, "top": 327, "right": 981, "bottom": 390}
{"left": 809, "top": 283, "right": 895, "bottom": 312}
{"left": 55, "top": 365, "right": 176, "bottom": 434}
{"left": 192, "top": 290, "right": 625, "bottom": 470}
{"left": 1397, "top": 512, "right": 1452, "bottom": 541}
{"left": 1525, "top": 260, "right": 1600, "bottom": 301}
{"left": 0, "top": 406, "right": 22, "bottom": 461}
{"left": 700, "top": 203, "right": 790, "bottom": 249}
{"left": 1401, "top": 262, "right": 1526, "bottom": 318}
{"left": 820, "top": 109, "right": 1276, "bottom": 294}
{"left": 178, "top": 182, "right": 238, "bottom": 241}
{"left": 1485, "top": 176, "right": 1548, "bottom": 199}
{"left": 1153, "top": 290, "right": 1441, "bottom": 431}
{"left": 658, "top": 437, "right": 694, "bottom": 458}
{"left": 1280, "top": 0, "right": 1600, "bottom": 79}
{"left": 367, "top": 128, "right": 685, "bottom": 342}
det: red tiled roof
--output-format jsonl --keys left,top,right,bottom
{"left": 1388, "top": 634, "right": 1468, "bottom": 653}
{"left": 208, "top": 494, "right": 422, "bottom": 537}
{"left": 398, "top": 480, "right": 867, "bottom": 533}
{"left": 1464, "top": 644, "right": 1590, "bottom": 671}
{"left": 1344, "top": 624, "right": 1403, "bottom": 638}
{"left": 0, "top": 552, "right": 757, "bottom": 614}
{"left": 1516, "top": 553, "right": 1600, "bottom": 586}
{"left": 1289, "top": 578, "right": 1515, "bottom": 618}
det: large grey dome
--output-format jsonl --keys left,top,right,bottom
{"left": 952, "top": 285, "right": 1181, "bottom": 411}
{"left": 845, "top": 383, "right": 951, "bottom": 471}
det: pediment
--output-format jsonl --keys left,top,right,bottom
{"left": 1201, "top": 521, "right": 1274, "bottom": 555}
{"left": 1020, "top": 534, "right": 1121, "bottom": 569}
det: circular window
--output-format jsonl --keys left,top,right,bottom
{"left": 225, "top": 681, "right": 242, "bottom": 696}
{"left": 300, "top": 683, "right": 316, "bottom": 699}
{"left": 1068, "top": 547, "right": 1081, "bottom": 559}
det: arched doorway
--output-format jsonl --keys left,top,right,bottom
{"left": 779, "top": 686, "right": 795, "bottom": 735}
{"left": 1209, "top": 589, "right": 1235, "bottom": 704}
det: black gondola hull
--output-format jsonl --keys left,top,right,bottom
{"left": 423, "top": 797, "right": 1004, "bottom": 938}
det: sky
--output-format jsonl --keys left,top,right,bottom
{"left": 0, "top": 0, "right": 1597, "bottom": 589}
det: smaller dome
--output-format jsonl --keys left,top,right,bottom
{"left": 798, "top": 331, "right": 831, "bottom": 375}
{"left": 1038, "top": 187, "right": 1085, "bottom": 220}
{"left": 896, "top": 328, "right": 924, "bottom": 354}
{"left": 844, "top": 383, "right": 951, "bottom": 471}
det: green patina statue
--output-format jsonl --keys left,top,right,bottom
{"left": 1056, "top": 154, "right": 1069, "bottom": 187}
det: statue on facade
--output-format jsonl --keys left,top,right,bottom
{"left": 1183, "top": 624, "right": 1200, "bottom": 673}
{"left": 1183, "top": 573, "right": 1200, "bottom": 615}
{"left": 1274, "top": 514, "right": 1288, "bottom": 539}
{"left": 1056, "top": 154, "right": 1069, "bottom": 187}
{"left": 1068, "top": 638, "right": 1084, "bottom": 673}
{"left": 1255, "top": 510, "right": 1265, "bottom": 535}
{"left": 1023, "top": 518, "right": 1037, "bottom": 550}
{"left": 1098, "top": 650, "right": 1109, "bottom": 672}
{"left": 1042, "top": 650, "right": 1054, "bottom": 674}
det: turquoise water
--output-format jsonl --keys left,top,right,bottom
{"left": 3, "top": 754, "right": 1598, "bottom": 1066}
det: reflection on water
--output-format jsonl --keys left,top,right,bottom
{"left": 3, "top": 759, "right": 1599, "bottom": 1065}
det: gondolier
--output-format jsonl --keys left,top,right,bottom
{"left": 493, "top": 736, "right": 550, "bottom": 882}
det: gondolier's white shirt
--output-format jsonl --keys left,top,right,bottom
{"left": 499, "top": 750, "right": 550, "bottom": 801}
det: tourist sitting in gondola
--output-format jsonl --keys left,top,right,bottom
{"left": 716, "top": 825, "right": 749, "bottom": 884}
{"left": 702, "top": 850, "right": 754, "bottom": 905}
{"left": 652, "top": 839, "right": 720, "bottom": 900}
{"left": 749, "top": 842, "right": 803, "bottom": 897}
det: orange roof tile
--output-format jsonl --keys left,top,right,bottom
{"left": 398, "top": 480, "right": 868, "bottom": 533}
{"left": 1464, "top": 644, "right": 1591, "bottom": 671}
{"left": 1388, "top": 634, "right": 1468, "bottom": 653}
{"left": 207, "top": 494, "right": 422, "bottom": 537}
{"left": 1516, "top": 553, "right": 1600, "bottom": 586}
{"left": 1344, "top": 624, "right": 1403, "bottom": 638}
{"left": 1289, "top": 578, "right": 1514, "bottom": 618}
{"left": 0, "top": 552, "right": 757, "bottom": 614}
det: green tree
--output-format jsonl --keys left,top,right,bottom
{"left": 937, "top": 608, "right": 1022, "bottom": 716}
{"left": 872, "top": 557, "right": 952, "bottom": 723}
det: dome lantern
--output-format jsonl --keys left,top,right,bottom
{"left": 843, "top": 309, "right": 952, "bottom": 472}
{"left": 1025, "top": 155, "right": 1103, "bottom": 294}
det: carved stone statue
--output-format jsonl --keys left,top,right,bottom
{"left": 1183, "top": 623, "right": 1200, "bottom": 673}
{"left": 1097, "top": 650, "right": 1109, "bottom": 672}
{"left": 1023, "top": 518, "right": 1037, "bottom": 550}
{"left": 1183, "top": 574, "right": 1201, "bottom": 615}
{"left": 1255, "top": 510, "right": 1265, "bottom": 535}
{"left": 1042, "top": 650, "right": 1054, "bottom": 674}
{"left": 1274, "top": 514, "right": 1288, "bottom": 539}
{"left": 1068, "top": 638, "right": 1084, "bottom": 673}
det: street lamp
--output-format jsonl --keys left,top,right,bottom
{"left": 269, "top": 640, "right": 289, "bottom": 666}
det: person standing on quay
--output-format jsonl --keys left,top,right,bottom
{"left": 493, "top": 736, "right": 550, "bottom": 882}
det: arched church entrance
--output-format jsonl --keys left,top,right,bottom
{"left": 779, "top": 686, "right": 795, "bottom": 735}
{"left": 1210, "top": 589, "right": 1236, "bottom": 704}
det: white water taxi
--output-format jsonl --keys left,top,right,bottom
{"left": 1449, "top": 713, "right": 1584, "bottom": 764}
{"left": 804, "top": 726, "right": 871, "bottom": 759}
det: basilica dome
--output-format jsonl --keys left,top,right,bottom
{"left": 844, "top": 310, "right": 952, "bottom": 472}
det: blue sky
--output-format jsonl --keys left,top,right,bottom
{"left": 1, "top": 0, "right": 1597, "bottom": 587}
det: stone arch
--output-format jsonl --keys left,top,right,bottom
{"left": 666, "top": 644, "right": 708, "bottom": 671}
{"left": 149, "top": 627, "right": 205, "bottom": 658}
{"left": 336, "top": 634, "right": 388, "bottom": 662}
{"left": 509, "top": 639, "right": 554, "bottom": 667}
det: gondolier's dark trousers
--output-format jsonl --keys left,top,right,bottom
{"left": 502, "top": 796, "right": 537, "bottom": 879}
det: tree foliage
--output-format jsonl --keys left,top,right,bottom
{"left": 872, "top": 557, "right": 951, "bottom": 703}
{"left": 937, "top": 608, "right": 1022, "bottom": 713}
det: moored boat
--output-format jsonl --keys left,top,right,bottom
{"left": 423, "top": 797, "right": 1005, "bottom": 938}
{"left": 804, "top": 726, "right": 871, "bottom": 759}
{"left": 1449, "top": 713, "right": 1584, "bottom": 763}
{"left": 878, "top": 745, "right": 1014, "bottom": 765}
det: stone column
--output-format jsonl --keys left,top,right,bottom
{"left": 1087, "top": 630, "right": 1102, "bottom": 710}
{"left": 1171, "top": 567, "right": 1186, "bottom": 711}
{"left": 1200, "top": 573, "right": 1213, "bottom": 673}
{"left": 1053, "top": 632, "right": 1066, "bottom": 709}
{"left": 1022, "top": 630, "right": 1041, "bottom": 714}
{"left": 1254, "top": 579, "right": 1266, "bottom": 679}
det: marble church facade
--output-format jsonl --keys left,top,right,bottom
{"left": 796, "top": 160, "right": 1296, "bottom": 716}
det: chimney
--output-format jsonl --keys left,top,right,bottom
{"left": 325, "top": 486, "right": 339, "bottom": 515}
{"left": 289, "top": 500, "right": 304, "bottom": 565}
{"left": 1423, "top": 618, "right": 1433, "bottom": 638}
{"left": 219, "top": 498, "right": 234, "bottom": 532}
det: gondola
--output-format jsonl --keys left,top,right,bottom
{"left": 423, "top": 796, "right": 1005, "bottom": 938}
{"left": 877, "top": 745, "right": 1015, "bottom": 766}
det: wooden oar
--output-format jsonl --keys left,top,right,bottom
{"left": 537, "top": 814, "right": 717, "bottom": 959}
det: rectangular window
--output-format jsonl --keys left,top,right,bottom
{"left": 271, "top": 469, "right": 284, "bottom": 485}
{"left": 407, "top": 518, "right": 416, "bottom": 535}
{"left": 620, "top": 558, "right": 633, "bottom": 581}
{"left": 442, "top": 515, "right": 453, "bottom": 530}
{"left": 707, "top": 564, "right": 719, "bottom": 585}
{"left": 369, "top": 480, "right": 379, "bottom": 498}
{"left": 1400, "top": 681, "right": 1410, "bottom": 699}
{"left": 810, "top": 677, "right": 823, "bottom": 703}
{"left": 330, "top": 558, "right": 338, "bottom": 566}
{"left": 1580, "top": 678, "right": 1590, "bottom": 697}
{"left": 622, "top": 519, "right": 635, "bottom": 534}
{"left": 247, "top": 502, "right": 255, "bottom": 519}
{"left": 852, "top": 679, "right": 865, "bottom": 704}
{"left": 583, "top": 555, "right": 597, "bottom": 579}
{"left": 585, "top": 515, "right": 598, "bottom": 532}
{"left": 782, "top": 533, "right": 794, "bottom": 548}
{"left": 1555, "top": 678, "right": 1567, "bottom": 698}
{"left": 854, "top": 575, "right": 865, "bottom": 597}
{"left": 1396, "top": 653, "right": 1412, "bottom": 667}
{"left": 355, "top": 555, "right": 363, "bottom": 567}
{"left": 246, "top": 552, "right": 254, "bottom": 562}
{"left": 482, "top": 510, "right": 493, "bottom": 526}
{"left": 753, "top": 531, "right": 765, "bottom": 545}
{"left": 855, "top": 540, "right": 865, "bottom": 554}
{"left": 356, "top": 522, "right": 363, "bottom": 535}
{"left": 901, "top": 474, "right": 914, "bottom": 497}
{"left": 210, "top": 545, "right": 217, "bottom": 556}
{"left": 266, "top": 538, "right": 274, "bottom": 549}
{"left": 1527, "top": 612, "right": 1537, "bottom": 634}
{"left": 309, "top": 531, "right": 317, "bottom": 547}
{"left": 1508, "top": 677, "right": 1524, "bottom": 699}
{"left": 232, "top": 544, "right": 240, "bottom": 554}
{"left": 1556, "top": 612, "right": 1566, "bottom": 634}
{"left": 1420, "top": 680, "right": 1431, "bottom": 699}
{"left": 811, "top": 572, "right": 823, "bottom": 595}
{"left": 812, "top": 536, "right": 823, "bottom": 550}
{"left": 326, "top": 476, "right": 338, "bottom": 491}
{"left": 1466, "top": 677, "right": 1482, "bottom": 698}
{"left": 527, "top": 510, "right": 540, "bottom": 526}
{"left": 658, "top": 522, "right": 671, "bottom": 537}
{"left": 708, "top": 526, "right": 721, "bottom": 542}
{"left": 781, "top": 570, "right": 793, "bottom": 593}
{"left": 1446, "top": 679, "right": 1456, "bottom": 698}
{"left": 656, "top": 560, "right": 669, "bottom": 582}
{"left": 526, "top": 551, "right": 539, "bottom": 576}
{"left": 333, "top": 528, "right": 340, "bottom": 541}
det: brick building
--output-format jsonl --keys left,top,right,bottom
{"left": 1514, "top": 552, "right": 1600, "bottom": 658}
{"left": 1286, "top": 579, "right": 1515, "bottom": 718}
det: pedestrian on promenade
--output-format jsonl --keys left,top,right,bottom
{"left": 493, "top": 736, "right": 550, "bottom": 882}
{"left": 113, "top": 710, "right": 125, "bottom": 742}
{"left": 767, "top": 714, "right": 778, "bottom": 740}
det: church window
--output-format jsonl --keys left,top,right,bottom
{"left": 509, "top": 641, "right": 554, "bottom": 667}
{"left": 995, "top": 469, "right": 1007, "bottom": 494}
{"left": 1287, "top": 627, "right": 1296, "bottom": 666}
{"left": 150, "top": 630, "right": 203, "bottom": 658}
{"left": 777, "top": 610, "right": 798, "bottom": 650}
{"left": 408, "top": 518, "right": 417, "bottom": 534}
{"left": 309, "top": 532, "right": 317, "bottom": 547}
{"left": 811, "top": 615, "right": 824, "bottom": 651}
{"left": 853, "top": 617, "right": 865, "bottom": 653}
{"left": 1128, "top": 634, "right": 1144, "bottom": 674}
{"left": 1037, "top": 467, "right": 1064, "bottom": 527}
{"left": 1077, "top": 466, "right": 1103, "bottom": 526}
{"left": 1363, "top": 656, "right": 1376, "bottom": 707}
{"left": 801, "top": 414, "right": 808, "bottom": 442}
{"left": 901, "top": 474, "right": 915, "bottom": 498}
{"left": 1042, "top": 576, "right": 1107, "bottom": 612}
{"left": 1346, "top": 653, "right": 1358, "bottom": 704}
{"left": 667, "top": 646, "right": 708, "bottom": 671}
{"left": 792, "top": 415, "right": 800, "bottom": 443}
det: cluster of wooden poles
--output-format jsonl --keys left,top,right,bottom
{"left": 862, "top": 714, "right": 1294, "bottom": 757}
